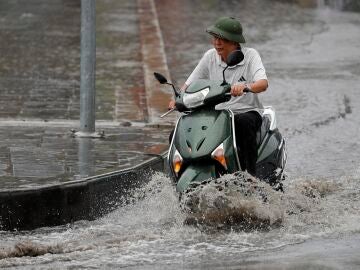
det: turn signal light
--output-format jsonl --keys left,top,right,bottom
{"left": 211, "top": 143, "right": 227, "bottom": 170}
{"left": 172, "top": 149, "right": 183, "bottom": 176}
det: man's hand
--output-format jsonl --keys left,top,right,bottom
{"left": 230, "top": 84, "right": 247, "bottom": 96}
{"left": 167, "top": 83, "right": 187, "bottom": 110}
{"left": 168, "top": 100, "right": 176, "bottom": 110}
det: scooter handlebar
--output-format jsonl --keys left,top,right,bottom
{"left": 160, "top": 107, "right": 176, "bottom": 118}
{"left": 243, "top": 87, "right": 252, "bottom": 93}
{"left": 225, "top": 86, "right": 252, "bottom": 96}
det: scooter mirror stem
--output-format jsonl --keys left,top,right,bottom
{"left": 167, "top": 83, "right": 180, "bottom": 97}
{"left": 220, "top": 65, "right": 229, "bottom": 86}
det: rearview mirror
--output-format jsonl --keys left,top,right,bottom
{"left": 153, "top": 72, "right": 180, "bottom": 98}
{"left": 220, "top": 50, "right": 245, "bottom": 86}
{"left": 154, "top": 72, "right": 168, "bottom": 84}
{"left": 226, "top": 50, "right": 244, "bottom": 67}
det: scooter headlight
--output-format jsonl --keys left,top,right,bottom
{"left": 211, "top": 143, "right": 227, "bottom": 170}
{"left": 183, "top": 87, "right": 210, "bottom": 109}
{"left": 172, "top": 148, "right": 183, "bottom": 176}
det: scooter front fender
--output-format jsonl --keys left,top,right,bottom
{"left": 176, "top": 164, "right": 216, "bottom": 193}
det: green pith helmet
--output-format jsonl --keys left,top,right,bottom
{"left": 206, "top": 16, "right": 246, "bottom": 43}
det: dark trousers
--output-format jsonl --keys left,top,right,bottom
{"left": 234, "top": 111, "right": 262, "bottom": 176}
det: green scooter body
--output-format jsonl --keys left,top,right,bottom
{"left": 169, "top": 108, "right": 241, "bottom": 192}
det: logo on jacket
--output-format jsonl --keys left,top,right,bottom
{"left": 238, "top": 76, "right": 246, "bottom": 82}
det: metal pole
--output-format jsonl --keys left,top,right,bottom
{"left": 79, "top": 0, "right": 96, "bottom": 135}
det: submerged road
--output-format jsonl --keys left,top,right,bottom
{"left": 1, "top": 0, "right": 360, "bottom": 269}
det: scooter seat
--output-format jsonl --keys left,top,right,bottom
{"left": 256, "top": 115, "right": 271, "bottom": 146}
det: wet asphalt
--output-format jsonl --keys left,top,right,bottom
{"left": 0, "top": 0, "right": 172, "bottom": 190}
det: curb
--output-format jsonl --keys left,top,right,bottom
{"left": 0, "top": 153, "right": 168, "bottom": 231}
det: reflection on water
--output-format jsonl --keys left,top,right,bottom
{"left": 77, "top": 138, "right": 95, "bottom": 178}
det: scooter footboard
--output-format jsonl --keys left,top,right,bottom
{"left": 176, "top": 164, "right": 216, "bottom": 192}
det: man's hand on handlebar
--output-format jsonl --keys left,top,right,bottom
{"left": 230, "top": 84, "right": 250, "bottom": 97}
{"left": 168, "top": 100, "right": 176, "bottom": 110}
{"left": 168, "top": 83, "right": 187, "bottom": 110}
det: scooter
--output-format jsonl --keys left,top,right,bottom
{"left": 154, "top": 50, "right": 286, "bottom": 193}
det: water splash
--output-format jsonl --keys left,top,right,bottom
{"left": 0, "top": 241, "right": 63, "bottom": 260}
{"left": 179, "top": 172, "right": 285, "bottom": 231}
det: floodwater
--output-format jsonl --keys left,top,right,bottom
{"left": 0, "top": 173, "right": 359, "bottom": 269}
{"left": 1, "top": 0, "right": 360, "bottom": 269}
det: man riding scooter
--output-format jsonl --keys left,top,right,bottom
{"left": 169, "top": 16, "right": 268, "bottom": 176}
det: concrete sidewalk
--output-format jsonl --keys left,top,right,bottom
{"left": 0, "top": 0, "right": 174, "bottom": 192}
